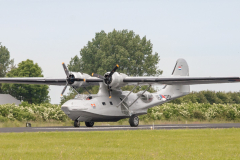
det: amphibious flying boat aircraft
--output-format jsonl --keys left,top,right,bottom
{"left": 0, "top": 59, "right": 240, "bottom": 127}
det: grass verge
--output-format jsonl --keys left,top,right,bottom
{"left": 0, "top": 129, "right": 240, "bottom": 159}
{"left": 0, "top": 119, "right": 238, "bottom": 128}
{"left": 0, "top": 119, "right": 239, "bottom": 128}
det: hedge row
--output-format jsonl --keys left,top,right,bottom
{"left": 1, "top": 102, "right": 240, "bottom": 122}
{"left": 140, "top": 103, "right": 240, "bottom": 121}
{"left": 0, "top": 103, "right": 68, "bottom": 122}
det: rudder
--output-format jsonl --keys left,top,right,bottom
{"left": 171, "top": 58, "right": 189, "bottom": 76}
{"left": 158, "top": 58, "right": 190, "bottom": 100}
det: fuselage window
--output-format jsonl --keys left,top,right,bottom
{"left": 102, "top": 102, "right": 106, "bottom": 105}
{"left": 110, "top": 101, "right": 113, "bottom": 105}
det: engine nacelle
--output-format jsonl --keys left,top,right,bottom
{"left": 103, "top": 72, "right": 128, "bottom": 89}
{"left": 70, "top": 72, "right": 91, "bottom": 88}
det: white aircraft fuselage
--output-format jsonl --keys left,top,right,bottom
{"left": 61, "top": 83, "right": 190, "bottom": 122}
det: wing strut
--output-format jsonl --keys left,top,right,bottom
{"left": 71, "top": 86, "right": 80, "bottom": 94}
{"left": 83, "top": 87, "right": 92, "bottom": 97}
{"left": 116, "top": 84, "right": 139, "bottom": 108}
{"left": 128, "top": 84, "right": 151, "bottom": 108}
{"left": 121, "top": 101, "right": 132, "bottom": 116}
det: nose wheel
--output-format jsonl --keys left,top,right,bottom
{"left": 85, "top": 122, "right": 94, "bottom": 127}
{"left": 74, "top": 120, "right": 80, "bottom": 127}
{"left": 129, "top": 115, "right": 139, "bottom": 127}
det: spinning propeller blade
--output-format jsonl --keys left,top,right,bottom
{"left": 108, "top": 85, "right": 112, "bottom": 98}
{"left": 62, "top": 62, "right": 70, "bottom": 77}
{"left": 61, "top": 84, "right": 68, "bottom": 96}
{"left": 61, "top": 62, "right": 84, "bottom": 96}
{"left": 108, "top": 64, "right": 119, "bottom": 77}
{"left": 106, "top": 64, "right": 119, "bottom": 98}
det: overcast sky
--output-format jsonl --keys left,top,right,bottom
{"left": 1, "top": 0, "right": 240, "bottom": 104}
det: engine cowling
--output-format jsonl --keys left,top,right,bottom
{"left": 103, "top": 72, "right": 128, "bottom": 89}
{"left": 70, "top": 72, "right": 91, "bottom": 88}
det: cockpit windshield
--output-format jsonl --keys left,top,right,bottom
{"left": 74, "top": 94, "right": 92, "bottom": 100}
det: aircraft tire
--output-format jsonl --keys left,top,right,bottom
{"left": 74, "top": 120, "right": 80, "bottom": 127}
{"left": 85, "top": 122, "right": 94, "bottom": 127}
{"left": 129, "top": 115, "right": 139, "bottom": 127}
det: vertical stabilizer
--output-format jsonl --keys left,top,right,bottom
{"left": 171, "top": 58, "right": 189, "bottom": 76}
{"left": 158, "top": 58, "right": 190, "bottom": 100}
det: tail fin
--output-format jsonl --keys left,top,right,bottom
{"left": 158, "top": 58, "right": 190, "bottom": 99}
{"left": 171, "top": 58, "right": 189, "bottom": 76}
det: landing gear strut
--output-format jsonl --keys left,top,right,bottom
{"left": 85, "top": 122, "right": 94, "bottom": 127}
{"left": 129, "top": 115, "right": 139, "bottom": 127}
{"left": 74, "top": 120, "right": 80, "bottom": 127}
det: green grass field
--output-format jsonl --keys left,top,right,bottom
{"left": 0, "top": 119, "right": 237, "bottom": 128}
{"left": 1, "top": 129, "right": 240, "bottom": 159}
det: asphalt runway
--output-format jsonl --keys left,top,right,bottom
{"left": 0, "top": 123, "right": 240, "bottom": 133}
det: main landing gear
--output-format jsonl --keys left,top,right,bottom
{"left": 73, "top": 119, "right": 95, "bottom": 127}
{"left": 85, "top": 122, "right": 94, "bottom": 127}
{"left": 129, "top": 115, "right": 139, "bottom": 127}
{"left": 74, "top": 120, "right": 80, "bottom": 127}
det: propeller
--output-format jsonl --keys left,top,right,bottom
{"left": 61, "top": 62, "right": 84, "bottom": 96}
{"left": 92, "top": 64, "right": 119, "bottom": 98}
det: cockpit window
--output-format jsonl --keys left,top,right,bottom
{"left": 74, "top": 94, "right": 92, "bottom": 100}
{"left": 74, "top": 94, "right": 87, "bottom": 100}
{"left": 110, "top": 102, "right": 113, "bottom": 105}
{"left": 102, "top": 102, "right": 106, "bottom": 105}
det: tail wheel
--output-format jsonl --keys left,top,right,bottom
{"left": 129, "top": 115, "right": 139, "bottom": 127}
{"left": 74, "top": 120, "right": 80, "bottom": 127}
{"left": 85, "top": 122, "right": 94, "bottom": 127}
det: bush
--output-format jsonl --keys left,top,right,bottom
{"left": 0, "top": 103, "right": 68, "bottom": 122}
{"left": 193, "top": 111, "right": 205, "bottom": 120}
{"left": 1, "top": 102, "right": 240, "bottom": 123}
{"left": 0, "top": 115, "right": 8, "bottom": 122}
{"left": 140, "top": 103, "right": 240, "bottom": 121}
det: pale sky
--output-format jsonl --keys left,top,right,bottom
{"left": 1, "top": 0, "right": 240, "bottom": 104}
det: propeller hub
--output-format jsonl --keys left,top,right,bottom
{"left": 61, "top": 62, "right": 84, "bottom": 96}
{"left": 104, "top": 72, "right": 112, "bottom": 85}
{"left": 67, "top": 74, "right": 75, "bottom": 84}
{"left": 92, "top": 64, "right": 119, "bottom": 98}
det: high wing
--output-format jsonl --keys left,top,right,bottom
{"left": 123, "top": 76, "right": 240, "bottom": 85}
{"left": 0, "top": 77, "right": 66, "bottom": 85}
{"left": 123, "top": 58, "right": 240, "bottom": 86}
{"left": 84, "top": 58, "right": 240, "bottom": 87}
{"left": 0, "top": 63, "right": 99, "bottom": 95}
{"left": 1, "top": 59, "right": 240, "bottom": 93}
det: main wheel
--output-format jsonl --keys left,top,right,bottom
{"left": 129, "top": 115, "right": 139, "bottom": 127}
{"left": 85, "top": 122, "right": 94, "bottom": 127}
{"left": 74, "top": 120, "right": 80, "bottom": 127}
